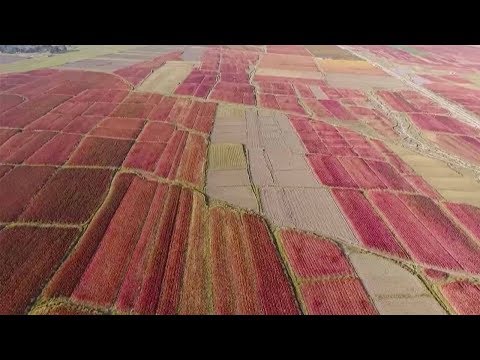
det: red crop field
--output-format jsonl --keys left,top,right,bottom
{"left": 0, "top": 166, "right": 56, "bottom": 222}
{"left": 148, "top": 96, "right": 217, "bottom": 134}
{"left": 333, "top": 189, "right": 409, "bottom": 258}
{"left": 137, "top": 122, "right": 174, "bottom": 142}
{"left": 0, "top": 226, "right": 80, "bottom": 314}
{"left": 19, "top": 168, "right": 114, "bottom": 224}
{"left": 67, "top": 137, "right": 133, "bottom": 167}
{"left": 82, "top": 102, "right": 118, "bottom": 117}
{"left": 397, "top": 194, "right": 480, "bottom": 273}
{"left": 2, "top": 45, "right": 480, "bottom": 315}
{"left": 0, "top": 165, "right": 12, "bottom": 179}
{"left": 301, "top": 279, "right": 377, "bottom": 315}
{"left": 445, "top": 203, "right": 480, "bottom": 243}
{"left": 0, "top": 94, "right": 24, "bottom": 113}
{"left": 368, "top": 191, "right": 463, "bottom": 270}
{"left": 307, "top": 154, "right": 358, "bottom": 187}
{"left": 440, "top": 281, "right": 480, "bottom": 315}
{"left": 44, "top": 173, "right": 136, "bottom": 299}
{"left": 280, "top": 229, "right": 354, "bottom": 277}
{"left": 25, "top": 133, "right": 82, "bottom": 165}
{"left": 0, "top": 130, "right": 56, "bottom": 163}
{"left": 27, "top": 112, "right": 77, "bottom": 131}
{"left": 110, "top": 102, "right": 155, "bottom": 118}
{"left": 62, "top": 115, "right": 103, "bottom": 133}
{"left": 40, "top": 174, "right": 298, "bottom": 314}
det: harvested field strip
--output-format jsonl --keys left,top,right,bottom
{"left": 306, "top": 45, "right": 361, "bottom": 60}
{"left": 349, "top": 252, "right": 446, "bottom": 315}
{"left": 0, "top": 226, "right": 80, "bottom": 314}
{"left": 29, "top": 298, "right": 109, "bottom": 315}
{"left": 136, "top": 61, "right": 196, "bottom": 95}
{"left": 316, "top": 59, "right": 385, "bottom": 76}
{"left": 281, "top": 187, "right": 359, "bottom": 244}
{"left": 208, "top": 143, "right": 247, "bottom": 170}
{"left": 0, "top": 45, "right": 139, "bottom": 73}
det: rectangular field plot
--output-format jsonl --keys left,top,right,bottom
{"left": 19, "top": 167, "right": 114, "bottom": 224}
{"left": 368, "top": 191, "right": 465, "bottom": 272}
{"left": 0, "top": 226, "right": 80, "bottom": 314}
{"left": 0, "top": 130, "right": 56, "bottom": 164}
{"left": 332, "top": 189, "right": 409, "bottom": 258}
{"left": 0, "top": 165, "right": 56, "bottom": 222}
{"left": 0, "top": 94, "right": 70, "bottom": 128}
{"left": 25, "top": 133, "right": 82, "bottom": 165}
{"left": 67, "top": 137, "right": 133, "bottom": 167}
{"left": 89, "top": 117, "right": 145, "bottom": 139}
{"left": 279, "top": 229, "right": 353, "bottom": 278}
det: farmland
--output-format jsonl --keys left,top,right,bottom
{"left": 1, "top": 45, "right": 480, "bottom": 315}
